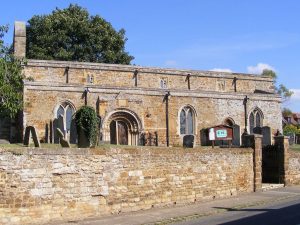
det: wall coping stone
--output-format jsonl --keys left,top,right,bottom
{"left": 26, "top": 59, "right": 273, "bottom": 82}
{"left": 0, "top": 146, "right": 253, "bottom": 156}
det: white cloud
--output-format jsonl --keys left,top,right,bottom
{"left": 247, "top": 63, "right": 275, "bottom": 74}
{"left": 210, "top": 68, "right": 233, "bottom": 73}
{"left": 164, "top": 60, "right": 177, "bottom": 67}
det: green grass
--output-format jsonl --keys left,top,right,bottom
{"left": 0, "top": 143, "right": 77, "bottom": 148}
{"left": 290, "top": 144, "right": 300, "bottom": 151}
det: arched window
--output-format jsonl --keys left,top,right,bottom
{"left": 249, "top": 108, "right": 263, "bottom": 133}
{"left": 55, "top": 101, "right": 75, "bottom": 133}
{"left": 180, "top": 106, "right": 195, "bottom": 135}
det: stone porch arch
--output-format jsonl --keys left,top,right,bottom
{"left": 101, "top": 109, "right": 143, "bottom": 145}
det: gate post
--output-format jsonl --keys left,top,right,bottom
{"left": 244, "top": 134, "right": 262, "bottom": 192}
{"left": 274, "top": 136, "right": 289, "bottom": 186}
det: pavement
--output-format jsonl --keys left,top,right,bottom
{"left": 49, "top": 184, "right": 300, "bottom": 225}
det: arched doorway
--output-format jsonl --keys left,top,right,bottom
{"left": 110, "top": 120, "right": 128, "bottom": 145}
{"left": 102, "top": 109, "right": 142, "bottom": 145}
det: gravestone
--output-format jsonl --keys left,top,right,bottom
{"left": 154, "top": 131, "right": 158, "bottom": 146}
{"left": 53, "top": 119, "right": 58, "bottom": 143}
{"left": 286, "top": 133, "right": 295, "bottom": 145}
{"left": 253, "top": 127, "right": 262, "bottom": 135}
{"left": 232, "top": 124, "right": 241, "bottom": 146}
{"left": 183, "top": 135, "right": 194, "bottom": 148}
{"left": 53, "top": 115, "right": 64, "bottom": 144}
{"left": 56, "top": 128, "right": 71, "bottom": 148}
{"left": 262, "top": 126, "right": 271, "bottom": 146}
{"left": 23, "top": 126, "right": 40, "bottom": 147}
{"left": 45, "top": 123, "right": 49, "bottom": 143}
{"left": 49, "top": 120, "right": 53, "bottom": 144}
{"left": 69, "top": 119, "right": 77, "bottom": 144}
{"left": 200, "top": 129, "right": 209, "bottom": 146}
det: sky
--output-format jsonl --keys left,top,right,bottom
{"left": 1, "top": 0, "right": 300, "bottom": 111}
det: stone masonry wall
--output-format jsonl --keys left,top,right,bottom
{"left": 19, "top": 59, "right": 283, "bottom": 146}
{"left": 0, "top": 147, "right": 254, "bottom": 225}
{"left": 23, "top": 84, "right": 282, "bottom": 146}
{"left": 24, "top": 60, "right": 275, "bottom": 94}
{"left": 288, "top": 151, "right": 300, "bottom": 184}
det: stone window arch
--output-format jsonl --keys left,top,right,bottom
{"left": 56, "top": 102, "right": 75, "bottom": 132}
{"left": 54, "top": 101, "right": 77, "bottom": 144}
{"left": 179, "top": 106, "right": 196, "bottom": 135}
{"left": 249, "top": 107, "right": 263, "bottom": 134}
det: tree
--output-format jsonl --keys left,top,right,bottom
{"left": 0, "top": 25, "right": 24, "bottom": 118}
{"left": 262, "top": 69, "right": 293, "bottom": 101}
{"left": 282, "top": 107, "right": 293, "bottom": 117}
{"left": 283, "top": 124, "right": 300, "bottom": 136}
{"left": 26, "top": 4, "right": 134, "bottom": 64}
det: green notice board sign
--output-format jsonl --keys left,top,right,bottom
{"left": 216, "top": 129, "right": 227, "bottom": 138}
{"left": 208, "top": 125, "right": 233, "bottom": 141}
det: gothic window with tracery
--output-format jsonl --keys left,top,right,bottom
{"left": 249, "top": 108, "right": 263, "bottom": 133}
{"left": 180, "top": 106, "right": 195, "bottom": 135}
{"left": 56, "top": 102, "right": 75, "bottom": 133}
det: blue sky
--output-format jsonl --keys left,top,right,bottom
{"left": 1, "top": 0, "right": 300, "bottom": 111}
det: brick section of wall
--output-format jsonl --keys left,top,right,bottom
{"left": 0, "top": 147, "right": 253, "bottom": 225}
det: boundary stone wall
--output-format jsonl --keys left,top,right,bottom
{"left": 0, "top": 146, "right": 253, "bottom": 225}
{"left": 288, "top": 151, "right": 300, "bottom": 185}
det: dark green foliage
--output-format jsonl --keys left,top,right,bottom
{"left": 0, "top": 25, "right": 24, "bottom": 118}
{"left": 277, "top": 84, "right": 293, "bottom": 101}
{"left": 262, "top": 69, "right": 277, "bottom": 79}
{"left": 74, "top": 106, "right": 99, "bottom": 146}
{"left": 261, "top": 69, "right": 293, "bottom": 101}
{"left": 282, "top": 107, "right": 293, "bottom": 117}
{"left": 26, "top": 4, "right": 134, "bottom": 64}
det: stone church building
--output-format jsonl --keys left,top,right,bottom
{"left": 8, "top": 21, "right": 282, "bottom": 146}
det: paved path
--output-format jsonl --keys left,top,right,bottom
{"left": 48, "top": 186, "right": 300, "bottom": 225}
{"left": 173, "top": 190, "right": 300, "bottom": 225}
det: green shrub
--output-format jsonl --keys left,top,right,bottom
{"left": 74, "top": 106, "right": 99, "bottom": 146}
{"left": 283, "top": 124, "right": 300, "bottom": 135}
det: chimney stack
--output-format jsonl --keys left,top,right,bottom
{"left": 13, "top": 21, "right": 26, "bottom": 58}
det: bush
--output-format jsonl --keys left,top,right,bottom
{"left": 283, "top": 124, "right": 300, "bottom": 136}
{"left": 74, "top": 106, "right": 99, "bottom": 146}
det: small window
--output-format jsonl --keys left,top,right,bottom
{"left": 87, "top": 74, "right": 94, "bottom": 83}
{"left": 160, "top": 78, "right": 168, "bottom": 89}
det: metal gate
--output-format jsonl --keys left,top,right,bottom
{"left": 262, "top": 145, "right": 283, "bottom": 184}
